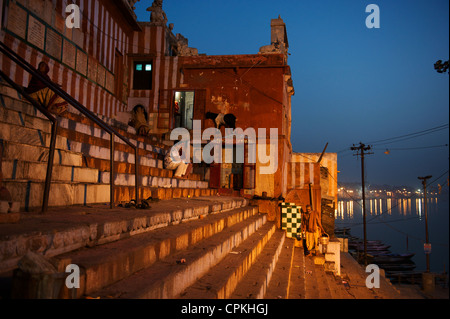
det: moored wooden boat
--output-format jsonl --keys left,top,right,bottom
{"left": 350, "top": 244, "right": 391, "bottom": 251}
{"left": 377, "top": 262, "right": 416, "bottom": 271}
{"left": 371, "top": 253, "right": 415, "bottom": 264}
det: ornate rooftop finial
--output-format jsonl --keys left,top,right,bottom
{"left": 259, "top": 16, "right": 289, "bottom": 57}
{"left": 128, "top": 0, "right": 140, "bottom": 10}
{"left": 147, "top": 0, "right": 168, "bottom": 26}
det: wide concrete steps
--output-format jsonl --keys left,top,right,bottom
{"left": 0, "top": 82, "right": 210, "bottom": 209}
{"left": 2, "top": 159, "right": 99, "bottom": 183}
{"left": 52, "top": 205, "right": 259, "bottom": 298}
{"left": 2, "top": 178, "right": 216, "bottom": 213}
{"left": 262, "top": 239, "right": 346, "bottom": 299}
{"left": 264, "top": 238, "right": 297, "bottom": 299}
{"left": 0, "top": 83, "right": 168, "bottom": 149}
{"left": 1, "top": 157, "right": 207, "bottom": 189}
{"left": 0, "top": 197, "right": 248, "bottom": 274}
{"left": 2, "top": 179, "right": 110, "bottom": 211}
{"left": 90, "top": 213, "right": 268, "bottom": 299}
{"left": 1, "top": 119, "right": 165, "bottom": 169}
{"left": 228, "top": 230, "right": 286, "bottom": 299}
{"left": 0, "top": 86, "right": 169, "bottom": 158}
{"left": 178, "top": 226, "right": 284, "bottom": 299}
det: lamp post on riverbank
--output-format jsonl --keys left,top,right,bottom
{"left": 418, "top": 175, "right": 432, "bottom": 273}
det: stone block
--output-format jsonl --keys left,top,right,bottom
{"left": 0, "top": 201, "right": 9, "bottom": 214}
{"left": 313, "top": 256, "right": 325, "bottom": 265}
{"left": 325, "top": 252, "right": 335, "bottom": 262}
{"left": 0, "top": 212, "right": 21, "bottom": 224}
{"left": 165, "top": 188, "right": 173, "bottom": 200}
{"left": 324, "top": 261, "right": 335, "bottom": 273}
{"left": 9, "top": 202, "right": 21, "bottom": 213}
{"left": 173, "top": 188, "right": 181, "bottom": 198}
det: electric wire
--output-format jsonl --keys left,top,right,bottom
{"left": 367, "top": 124, "right": 449, "bottom": 145}
{"left": 337, "top": 124, "right": 448, "bottom": 154}
{"left": 375, "top": 144, "right": 448, "bottom": 151}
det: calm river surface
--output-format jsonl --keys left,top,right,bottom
{"left": 336, "top": 194, "right": 449, "bottom": 273}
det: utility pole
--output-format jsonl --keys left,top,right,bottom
{"left": 418, "top": 175, "right": 432, "bottom": 273}
{"left": 351, "top": 142, "right": 373, "bottom": 267}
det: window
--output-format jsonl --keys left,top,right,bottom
{"left": 133, "top": 61, "right": 153, "bottom": 90}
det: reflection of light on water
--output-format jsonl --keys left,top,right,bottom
{"left": 338, "top": 197, "right": 439, "bottom": 220}
{"left": 347, "top": 201, "right": 354, "bottom": 219}
{"left": 337, "top": 201, "right": 354, "bottom": 219}
{"left": 337, "top": 201, "right": 343, "bottom": 219}
{"left": 337, "top": 196, "right": 442, "bottom": 221}
{"left": 418, "top": 198, "right": 422, "bottom": 218}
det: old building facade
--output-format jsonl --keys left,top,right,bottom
{"left": 0, "top": 0, "right": 337, "bottom": 216}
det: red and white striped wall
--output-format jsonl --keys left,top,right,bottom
{"left": 0, "top": 0, "right": 140, "bottom": 118}
{"left": 128, "top": 24, "right": 183, "bottom": 113}
{"left": 1, "top": 0, "right": 185, "bottom": 118}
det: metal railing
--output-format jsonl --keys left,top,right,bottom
{"left": 0, "top": 40, "right": 139, "bottom": 213}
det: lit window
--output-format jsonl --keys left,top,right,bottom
{"left": 133, "top": 61, "right": 152, "bottom": 90}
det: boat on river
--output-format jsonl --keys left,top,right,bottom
{"left": 350, "top": 244, "right": 391, "bottom": 251}
{"left": 377, "top": 262, "right": 416, "bottom": 271}
{"left": 371, "top": 253, "right": 415, "bottom": 264}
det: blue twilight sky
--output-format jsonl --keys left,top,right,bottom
{"left": 134, "top": 0, "right": 449, "bottom": 189}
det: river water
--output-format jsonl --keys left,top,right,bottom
{"left": 335, "top": 194, "right": 449, "bottom": 274}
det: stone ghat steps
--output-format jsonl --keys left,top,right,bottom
{"left": 262, "top": 239, "right": 404, "bottom": 299}
{"left": 262, "top": 239, "right": 343, "bottom": 299}
{"left": 0, "top": 83, "right": 198, "bottom": 180}
{"left": 0, "top": 92, "right": 169, "bottom": 159}
{"left": 0, "top": 93, "right": 204, "bottom": 182}
{"left": 178, "top": 227, "right": 284, "bottom": 299}
{"left": 82, "top": 156, "right": 202, "bottom": 181}
{"left": 2, "top": 159, "right": 100, "bottom": 184}
{"left": 0, "top": 82, "right": 170, "bottom": 151}
{"left": 1, "top": 159, "right": 207, "bottom": 189}
{"left": 90, "top": 214, "right": 269, "bottom": 299}
{"left": 0, "top": 83, "right": 208, "bottom": 208}
{"left": 262, "top": 238, "right": 297, "bottom": 299}
{"left": 51, "top": 206, "right": 259, "bottom": 298}
{"left": 2, "top": 179, "right": 109, "bottom": 211}
{"left": 0, "top": 117, "right": 165, "bottom": 173}
{"left": 2, "top": 179, "right": 216, "bottom": 211}
{"left": 0, "top": 197, "right": 248, "bottom": 275}
{"left": 228, "top": 230, "right": 286, "bottom": 299}
{"left": 1, "top": 139, "right": 203, "bottom": 186}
